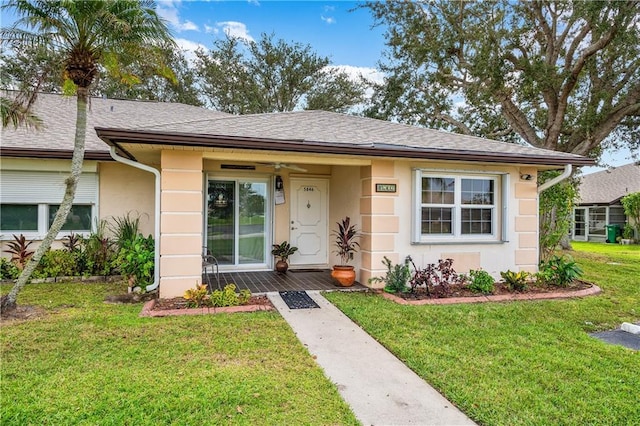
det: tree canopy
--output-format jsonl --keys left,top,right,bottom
{"left": 364, "top": 0, "right": 640, "bottom": 158}
{"left": 195, "top": 33, "right": 369, "bottom": 114}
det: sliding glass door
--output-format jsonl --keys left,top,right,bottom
{"left": 206, "top": 178, "right": 269, "bottom": 268}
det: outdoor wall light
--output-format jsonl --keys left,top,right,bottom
{"left": 520, "top": 173, "right": 534, "bottom": 181}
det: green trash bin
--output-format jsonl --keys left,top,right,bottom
{"left": 605, "top": 224, "right": 621, "bottom": 243}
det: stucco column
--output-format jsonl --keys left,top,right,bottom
{"left": 515, "top": 167, "right": 539, "bottom": 273}
{"left": 159, "top": 150, "right": 204, "bottom": 298}
{"left": 360, "top": 160, "right": 399, "bottom": 288}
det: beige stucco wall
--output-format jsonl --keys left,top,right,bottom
{"left": 389, "top": 161, "right": 539, "bottom": 280}
{"left": 329, "top": 165, "right": 363, "bottom": 278}
{"left": 98, "top": 162, "right": 155, "bottom": 237}
{"left": 159, "top": 151, "right": 204, "bottom": 298}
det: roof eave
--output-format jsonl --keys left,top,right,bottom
{"left": 94, "top": 127, "right": 596, "bottom": 167}
{"left": 0, "top": 147, "right": 112, "bottom": 161}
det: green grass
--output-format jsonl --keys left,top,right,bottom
{"left": 1, "top": 282, "right": 358, "bottom": 425}
{"left": 325, "top": 242, "right": 639, "bottom": 426}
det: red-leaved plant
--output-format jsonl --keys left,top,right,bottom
{"left": 332, "top": 217, "right": 360, "bottom": 266}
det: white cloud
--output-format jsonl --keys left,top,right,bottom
{"left": 247, "top": 0, "right": 260, "bottom": 5}
{"left": 328, "top": 65, "right": 386, "bottom": 86}
{"left": 321, "top": 15, "right": 336, "bottom": 25}
{"left": 324, "top": 5, "right": 335, "bottom": 12}
{"left": 174, "top": 37, "right": 208, "bottom": 64}
{"left": 204, "top": 24, "right": 216, "bottom": 34}
{"left": 157, "top": 0, "right": 199, "bottom": 32}
{"left": 215, "top": 21, "right": 254, "bottom": 42}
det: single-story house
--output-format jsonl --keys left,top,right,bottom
{"left": 1, "top": 93, "right": 594, "bottom": 298}
{"left": 573, "top": 162, "right": 640, "bottom": 242}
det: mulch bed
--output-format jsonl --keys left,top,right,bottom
{"left": 141, "top": 295, "right": 275, "bottom": 317}
{"left": 381, "top": 280, "right": 600, "bottom": 305}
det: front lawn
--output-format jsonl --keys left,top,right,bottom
{"left": 326, "top": 242, "right": 639, "bottom": 426}
{"left": 1, "top": 282, "right": 358, "bottom": 425}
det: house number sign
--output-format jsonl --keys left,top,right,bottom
{"left": 375, "top": 183, "right": 397, "bottom": 193}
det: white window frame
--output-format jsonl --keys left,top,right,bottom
{"left": 0, "top": 203, "right": 95, "bottom": 240}
{"left": 412, "top": 170, "right": 505, "bottom": 244}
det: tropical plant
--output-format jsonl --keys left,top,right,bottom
{"left": 83, "top": 220, "right": 116, "bottom": 276}
{"left": 184, "top": 284, "right": 209, "bottom": 308}
{"left": 109, "top": 212, "right": 143, "bottom": 251}
{"left": 4, "top": 234, "right": 34, "bottom": 270}
{"left": 270, "top": 241, "right": 298, "bottom": 262}
{"left": 537, "top": 255, "right": 583, "bottom": 287}
{"left": 369, "top": 256, "right": 411, "bottom": 294}
{"left": 538, "top": 171, "right": 579, "bottom": 259}
{"left": 467, "top": 270, "right": 495, "bottom": 295}
{"left": 62, "top": 232, "right": 83, "bottom": 253}
{"left": 621, "top": 192, "right": 640, "bottom": 238}
{"left": 0, "top": 0, "right": 173, "bottom": 313}
{"left": 622, "top": 223, "right": 635, "bottom": 240}
{"left": 210, "top": 284, "right": 250, "bottom": 307}
{"left": 500, "top": 270, "right": 530, "bottom": 292}
{"left": 332, "top": 216, "right": 360, "bottom": 266}
{"left": 117, "top": 234, "right": 154, "bottom": 288}
{"left": 407, "top": 256, "right": 462, "bottom": 297}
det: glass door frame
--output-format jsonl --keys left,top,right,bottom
{"left": 573, "top": 207, "right": 587, "bottom": 241}
{"left": 205, "top": 174, "right": 273, "bottom": 271}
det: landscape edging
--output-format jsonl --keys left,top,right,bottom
{"left": 379, "top": 284, "right": 602, "bottom": 305}
{"left": 140, "top": 298, "right": 274, "bottom": 317}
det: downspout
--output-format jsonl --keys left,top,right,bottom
{"left": 109, "top": 147, "right": 161, "bottom": 292}
{"left": 537, "top": 164, "right": 572, "bottom": 193}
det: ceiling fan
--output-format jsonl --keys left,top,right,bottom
{"left": 259, "top": 162, "right": 308, "bottom": 172}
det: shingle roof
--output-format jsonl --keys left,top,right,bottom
{"left": 1, "top": 91, "right": 228, "bottom": 154}
{"left": 578, "top": 162, "right": 640, "bottom": 204}
{"left": 134, "top": 109, "right": 589, "bottom": 163}
{"left": 3, "top": 92, "right": 592, "bottom": 166}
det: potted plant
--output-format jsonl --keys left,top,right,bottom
{"left": 331, "top": 216, "right": 360, "bottom": 286}
{"left": 271, "top": 241, "right": 298, "bottom": 273}
{"left": 621, "top": 223, "right": 634, "bottom": 244}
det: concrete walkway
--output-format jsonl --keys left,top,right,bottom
{"left": 268, "top": 291, "right": 476, "bottom": 426}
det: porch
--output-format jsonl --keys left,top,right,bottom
{"left": 205, "top": 269, "right": 367, "bottom": 294}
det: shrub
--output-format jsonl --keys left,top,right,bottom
{"left": 537, "top": 255, "right": 583, "bottom": 287}
{"left": 468, "top": 270, "right": 495, "bottom": 294}
{"left": 34, "top": 250, "right": 80, "bottom": 278}
{"left": 210, "top": 284, "right": 251, "bottom": 307}
{"left": 0, "top": 257, "right": 20, "bottom": 280}
{"left": 500, "top": 270, "right": 530, "bottom": 291}
{"left": 407, "top": 257, "right": 462, "bottom": 297}
{"left": 184, "top": 284, "right": 210, "bottom": 308}
{"left": 84, "top": 220, "right": 117, "bottom": 276}
{"left": 369, "top": 256, "right": 410, "bottom": 293}
{"left": 117, "top": 234, "right": 155, "bottom": 288}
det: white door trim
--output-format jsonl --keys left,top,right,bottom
{"left": 289, "top": 177, "right": 329, "bottom": 266}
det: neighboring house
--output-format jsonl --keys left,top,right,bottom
{"left": 1, "top": 93, "right": 593, "bottom": 298}
{"left": 573, "top": 162, "right": 640, "bottom": 242}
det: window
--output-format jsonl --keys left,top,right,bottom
{"left": 588, "top": 207, "right": 606, "bottom": 236}
{"left": 414, "top": 171, "right": 503, "bottom": 242}
{"left": 49, "top": 205, "right": 93, "bottom": 232}
{"left": 0, "top": 203, "right": 93, "bottom": 236}
{"left": 0, "top": 204, "right": 38, "bottom": 231}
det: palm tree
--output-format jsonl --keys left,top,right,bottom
{"left": 0, "top": 0, "right": 174, "bottom": 314}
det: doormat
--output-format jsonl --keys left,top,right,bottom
{"left": 279, "top": 291, "right": 320, "bottom": 309}
{"left": 289, "top": 269, "right": 325, "bottom": 273}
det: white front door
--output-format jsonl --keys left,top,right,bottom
{"left": 289, "top": 178, "right": 328, "bottom": 266}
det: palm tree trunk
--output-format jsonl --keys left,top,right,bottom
{"left": 1, "top": 89, "right": 88, "bottom": 314}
